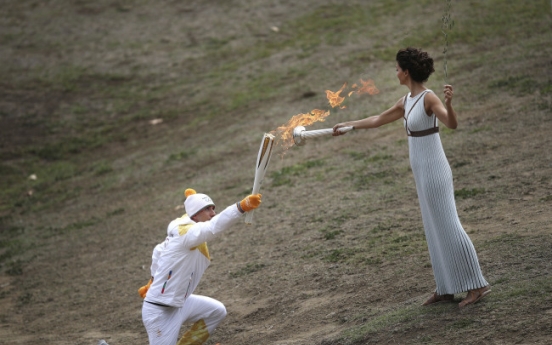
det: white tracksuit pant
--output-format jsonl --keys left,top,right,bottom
{"left": 142, "top": 294, "right": 226, "bottom": 345}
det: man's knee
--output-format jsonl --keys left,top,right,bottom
{"left": 213, "top": 301, "right": 227, "bottom": 320}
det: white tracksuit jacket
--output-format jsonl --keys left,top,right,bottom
{"left": 145, "top": 204, "right": 243, "bottom": 307}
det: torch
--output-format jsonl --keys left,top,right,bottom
{"left": 245, "top": 133, "right": 275, "bottom": 224}
{"left": 292, "top": 125, "right": 354, "bottom": 146}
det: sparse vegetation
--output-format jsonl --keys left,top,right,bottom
{"left": 229, "top": 263, "right": 266, "bottom": 278}
{"left": 270, "top": 159, "right": 325, "bottom": 186}
{"left": 454, "top": 187, "right": 485, "bottom": 199}
{"left": 1, "top": 1, "right": 551, "bottom": 344}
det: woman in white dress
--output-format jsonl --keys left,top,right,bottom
{"left": 333, "top": 47, "right": 490, "bottom": 308}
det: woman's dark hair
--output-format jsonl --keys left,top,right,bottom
{"left": 396, "top": 47, "right": 435, "bottom": 83}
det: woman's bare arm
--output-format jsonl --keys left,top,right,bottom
{"left": 426, "top": 85, "right": 458, "bottom": 129}
{"left": 333, "top": 97, "right": 405, "bottom": 135}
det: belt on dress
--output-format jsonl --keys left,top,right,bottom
{"left": 407, "top": 127, "right": 439, "bottom": 137}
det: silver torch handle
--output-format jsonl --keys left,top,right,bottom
{"left": 292, "top": 126, "right": 354, "bottom": 146}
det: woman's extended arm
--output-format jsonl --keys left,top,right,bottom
{"left": 333, "top": 97, "right": 405, "bottom": 135}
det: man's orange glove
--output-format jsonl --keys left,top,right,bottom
{"left": 138, "top": 278, "right": 153, "bottom": 299}
{"left": 239, "top": 194, "right": 262, "bottom": 212}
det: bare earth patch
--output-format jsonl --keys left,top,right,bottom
{"left": 1, "top": 1, "right": 551, "bottom": 345}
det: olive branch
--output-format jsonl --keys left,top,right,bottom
{"left": 441, "top": 0, "right": 454, "bottom": 84}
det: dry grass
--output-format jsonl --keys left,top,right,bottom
{"left": 1, "top": 1, "right": 551, "bottom": 344}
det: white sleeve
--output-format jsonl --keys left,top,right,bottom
{"left": 166, "top": 218, "right": 183, "bottom": 237}
{"left": 180, "top": 204, "right": 243, "bottom": 248}
{"left": 150, "top": 239, "right": 167, "bottom": 277}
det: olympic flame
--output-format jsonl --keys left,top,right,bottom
{"left": 246, "top": 79, "right": 378, "bottom": 224}
{"left": 271, "top": 78, "right": 379, "bottom": 151}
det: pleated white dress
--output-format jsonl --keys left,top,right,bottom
{"left": 404, "top": 90, "right": 488, "bottom": 295}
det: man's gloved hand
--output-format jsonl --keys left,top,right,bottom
{"left": 138, "top": 278, "right": 153, "bottom": 299}
{"left": 239, "top": 194, "right": 262, "bottom": 212}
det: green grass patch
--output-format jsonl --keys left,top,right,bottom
{"left": 228, "top": 71, "right": 286, "bottom": 110}
{"left": 489, "top": 76, "right": 539, "bottom": 95}
{"left": 347, "top": 151, "right": 369, "bottom": 161}
{"left": 1, "top": 1, "right": 551, "bottom": 343}
{"left": 339, "top": 304, "right": 424, "bottom": 343}
{"left": 453, "top": 1, "right": 550, "bottom": 46}
{"left": 92, "top": 160, "right": 113, "bottom": 176}
{"left": 0, "top": 159, "right": 84, "bottom": 213}
{"left": 324, "top": 248, "right": 357, "bottom": 263}
{"left": 350, "top": 169, "right": 396, "bottom": 189}
{"left": 469, "top": 126, "right": 491, "bottom": 134}
{"left": 0, "top": 221, "right": 33, "bottom": 275}
{"left": 43, "top": 65, "right": 88, "bottom": 93}
{"left": 320, "top": 227, "right": 343, "bottom": 240}
{"left": 29, "top": 136, "right": 108, "bottom": 161}
{"left": 540, "top": 195, "right": 552, "bottom": 202}
{"left": 333, "top": 274, "right": 551, "bottom": 345}
{"left": 37, "top": 218, "right": 101, "bottom": 240}
{"left": 6, "top": 260, "right": 25, "bottom": 276}
{"left": 304, "top": 224, "right": 426, "bottom": 266}
{"left": 106, "top": 208, "right": 125, "bottom": 217}
{"left": 454, "top": 187, "right": 485, "bottom": 199}
{"left": 452, "top": 160, "right": 470, "bottom": 168}
{"left": 366, "top": 153, "right": 393, "bottom": 163}
{"left": 167, "top": 149, "right": 197, "bottom": 162}
{"left": 270, "top": 159, "right": 325, "bottom": 187}
{"left": 0, "top": 236, "right": 24, "bottom": 265}
{"left": 229, "top": 263, "right": 266, "bottom": 278}
{"left": 449, "top": 318, "right": 476, "bottom": 329}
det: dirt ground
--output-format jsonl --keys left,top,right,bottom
{"left": 1, "top": 1, "right": 551, "bottom": 345}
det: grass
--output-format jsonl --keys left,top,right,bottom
{"left": 489, "top": 76, "right": 541, "bottom": 96}
{"left": 270, "top": 159, "right": 326, "bottom": 187}
{"left": 167, "top": 149, "right": 197, "bottom": 163}
{"left": 332, "top": 273, "right": 551, "bottom": 345}
{"left": 229, "top": 263, "right": 267, "bottom": 278}
{"left": 2, "top": 0, "right": 546, "bottom": 216}
{"left": 454, "top": 187, "right": 485, "bottom": 199}
{"left": 302, "top": 219, "right": 427, "bottom": 266}
{"left": 1, "top": 0, "right": 551, "bottom": 344}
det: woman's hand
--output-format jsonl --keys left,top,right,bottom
{"left": 444, "top": 85, "right": 454, "bottom": 106}
{"left": 332, "top": 123, "right": 347, "bottom": 136}
{"left": 429, "top": 85, "right": 457, "bottom": 129}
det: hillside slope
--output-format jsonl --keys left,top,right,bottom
{"left": 1, "top": 1, "right": 551, "bottom": 344}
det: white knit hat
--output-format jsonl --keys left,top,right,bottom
{"left": 184, "top": 189, "right": 215, "bottom": 217}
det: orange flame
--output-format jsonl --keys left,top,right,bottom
{"left": 326, "top": 83, "right": 347, "bottom": 109}
{"left": 271, "top": 109, "right": 330, "bottom": 151}
{"left": 271, "top": 78, "right": 379, "bottom": 152}
{"left": 352, "top": 78, "right": 380, "bottom": 96}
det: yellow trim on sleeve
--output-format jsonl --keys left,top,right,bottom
{"left": 178, "top": 223, "right": 211, "bottom": 260}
